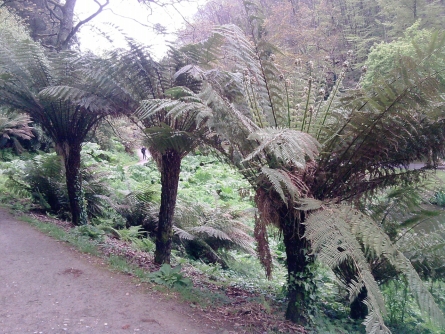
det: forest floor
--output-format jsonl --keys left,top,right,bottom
{"left": 0, "top": 208, "right": 229, "bottom": 334}
{"left": 0, "top": 150, "right": 307, "bottom": 333}
{"left": 0, "top": 209, "right": 305, "bottom": 334}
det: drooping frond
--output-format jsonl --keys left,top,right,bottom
{"left": 259, "top": 167, "right": 302, "bottom": 203}
{"left": 0, "top": 109, "right": 33, "bottom": 141}
{"left": 188, "top": 225, "right": 232, "bottom": 241}
{"left": 173, "top": 200, "right": 255, "bottom": 256}
{"left": 172, "top": 226, "right": 195, "bottom": 241}
{"left": 316, "top": 50, "right": 445, "bottom": 201}
{"left": 135, "top": 85, "right": 214, "bottom": 157}
{"left": 397, "top": 225, "right": 445, "bottom": 281}
{"left": 305, "top": 204, "right": 445, "bottom": 333}
{"left": 38, "top": 86, "right": 126, "bottom": 116}
{"left": 243, "top": 127, "right": 319, "bottom": 168}
{"left": 304, "top": 206, "right": 391, "bottom": 334}
{"left": 346, "top": 207, "right": 445, "bottom": 329}
{"left": 0, "top": 31, "right": 51, "bottom": 114}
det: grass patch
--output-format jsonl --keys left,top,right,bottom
{"left": 176, "top": 285, "right": 231, "bottom": 308}
{"left": 108, "top": 254, "right": 138, "bottom": 275}
{"left": 17, "top": 214, "right": 100, "bottom": 256}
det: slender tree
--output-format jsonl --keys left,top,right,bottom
{"left": 136, "top": 86, "right": 213, "bottom": 264}
{"left": 123, "top": 43, "right": 213, "bottom": 264}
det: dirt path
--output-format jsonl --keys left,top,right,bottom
{"left": 135, "top": 148, "right": 149, "bottom": 166}
{"left": 0, "top": 209, "right": 221, "bottom": 334}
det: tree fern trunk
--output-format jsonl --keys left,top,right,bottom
{"left": 64, "top": 144, "right": 87, "bottom": 226}
{"left": 336, "top": 260, "right": 369, "bottom": 319}
{"left": 281, "top": 207, "right": 314, "bottom": 325}
{"left": 350, "top": 287, "right": 368, "bottom": 319}
{"left": 154, "top": 150, "right": 182, "bottom": 264}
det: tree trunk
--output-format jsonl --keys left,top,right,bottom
{"left": 64, "top": 143, "right": 87, "bottom": 226}
{"left": 336, "top": 260, "right": 369, "bottom": 319}
{"left": 280, "top": 207, "right": 314, "bottom": 325}
{"left": 154, "top": 150, "right": 182, "bottom": 264}
{"left": 350, "top": 287, "right": 368, "bottom": 319}
{"left": 57, "top": 0, "right": 76, "bottom": 50}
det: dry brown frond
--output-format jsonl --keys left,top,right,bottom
{"left": 254, "top": 212, "right": 273, "bottom": 279}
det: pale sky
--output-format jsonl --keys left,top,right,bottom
{"left": 75, "top": 0, "right": 205, "bottom": 59}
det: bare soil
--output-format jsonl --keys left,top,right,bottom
{"left": 0, "top": 208, "right": 222, "bottom": 334}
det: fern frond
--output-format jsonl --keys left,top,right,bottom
{"left": 305, "top": 204, "right": 445, "bottom": 332}
{"left": 173, "top": 226, "right": 195, "bottom": 240}
{"left": 243, "top": 127, "right": 319, "bottom": 168}
{"left": 260, "top": 166, "right": 303, "bottom": 203}
{"left": 189, "top": 226, "right": 232, "bottom": 241}
{"left": 305, "top": 206, "right": 389, "bottom": 333}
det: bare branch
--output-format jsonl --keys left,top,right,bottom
{"left": 46, "top": 0, "right": 62, "bottom": 10}
{"left": 107, "top": 8, "right": 155, "bottom": 30}
{"left": 34, "top": 33, "right": 58, "bottom": 38}
{"left": 45, "top": 0, "right": 63, "bottom": 22}
{"left": 62, "top": 0, "right": 110, "bottom": 49}
{"left": 170, "top": 3, "right": 195, "bottom": 30}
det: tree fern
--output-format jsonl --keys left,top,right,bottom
{"left": 180, "top": 6, "right": 445, "bottom": 326}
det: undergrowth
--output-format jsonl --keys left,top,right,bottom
{"left": 3, "top": 142, "right": 445, "bottom": 334}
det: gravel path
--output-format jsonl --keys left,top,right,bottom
{"left": 0, "top": 208, "right": 219, "bottom": 334}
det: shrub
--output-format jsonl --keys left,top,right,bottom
{"left": 148, "top": 264, "right": 192, "bottom": 288}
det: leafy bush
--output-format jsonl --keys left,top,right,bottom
{"left": 430, "top": 189, "right": 445, "bottom": 207}
{"left": 73, "top": 224, "right": 105, "bottom": 240}
{"left": 148, "top": 264, "right": 192, "bottom": 288}
{"left": 131, "top": 237, "right": 155, "bottom": 253}
{"left": 116, "top": 225, "right": 145, "bottom": 242}
{"left": 2, "top": 145, "right": 122, "bottom": 221}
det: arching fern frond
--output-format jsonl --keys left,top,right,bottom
{"left": 188, "top": 226, "right": 232, "bottom": 241}
{"left": 305, "top": 204, "right": 445, "bottom": 333}
{"left": 243, "top": 127, "right": 319, "bottom": 168}
{"left": 173, "top": 226, "right": 195, "bottom": 241}
{"left": 259, "top": 167, "right": 302, "bottom": 203}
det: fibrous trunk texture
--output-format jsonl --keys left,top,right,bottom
{"left": 64, "top": 143, "right": 86, "bottom": 226}
{"left": 154, "top": 150, "right": 182, "bottom": 264}
{"left": 280, "top": 207, "right": 314, "bottom": 325}
{"left": 350, "top": 287, "right": 368, "bottom": 319}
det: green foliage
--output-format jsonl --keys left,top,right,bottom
{"left": 430, "top": 190, "right": 445, "bottom": 207}
{"left": 0, "top": 147, "right": 16, "bottom": 161}
{"left": 108, "top": 255, "right": 136, "bottom": 275}
{"left": 363, "top": 23, "right": 445, "bottom": 89}
{"left": 116, "top": 225, "right": 145, "bottom": 242}
{"left": 1, "top": 145, "right": 124, "bottom": 222}
{"left": 131, "top": 237, "right": 155, "bottom": 253}
{"left": 305, "top": 205, "right": 445, "bottom": 333}
{"left": 0, "top": 109, "right": 33, "bottom": 153}
{"left": 73, "top": 224, "right": 105, "bottom": 241}
{"left": 148, "top": 264, "right": 192, "bottom": 288}
{"left": 183, "top": 12, "right": 445, "bottom": 329}
{"left": 179, "top": 154, "right": 252, "bottom": 209}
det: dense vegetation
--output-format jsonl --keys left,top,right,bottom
{"left": 1, "top": 0, "right": 445, "bottom": 333}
